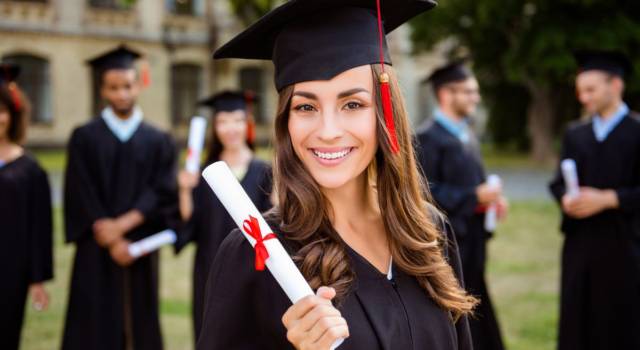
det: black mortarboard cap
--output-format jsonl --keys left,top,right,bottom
{"left": 198, "top": 90, "right": 251, "bottom": 114}
{"left": 87, "top": 45, "right": 142, "bottom": 73}
{"left": 0, "top": 62, "right": 20, "bottom": 84}
{"left": 427, "top": 60, "right": 473, "bottom": 91}
{"left": 214, "top": 0, "right": 437, "bottom": 91}
{"left": 574, "top": 50, "right": 633, "bottom": 78}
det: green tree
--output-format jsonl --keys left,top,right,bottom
{"left": 411, "top": 0, "right": 640, "bottom": 162}
{"left": 228, "top": 0, "right": 277, "bottom": 25}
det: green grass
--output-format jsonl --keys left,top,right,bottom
{"left": 19, "top": 201, "right": 563, "bottom": 350}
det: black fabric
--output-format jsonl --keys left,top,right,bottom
{"left": 175, "top": 158, "right": 273, "bottom": 342}
{"left": 198, "top": 90, "right": 248, "bottom": 114}
{"left": 574, "top": 50, "right": 632, "bottom": 78}
{"left": 427, "top": 60, "right": 472, "bottom": 91}
{"left": 417, "top": 122, "right": 506, "bottom": 350}
{"left": 195, "top": 215, "right": 472, "bottom": 350}
{"left": 213, "top": 0, "right": 436, "bottom": 91}
{"left": 549, "top": 113, "right": 640, "bottom": 350}
{"left": 0, "top": 155, "right": 53, "bottom": 350}
{"left": 62, "top": 118, "right": 177, "bottom": 350}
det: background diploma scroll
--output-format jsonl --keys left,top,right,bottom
{"left": 484, "top": 174, "right": 502, "bottom": 232}
{"left": 128, "top": 229, "right": 177, "bottom": 258}
{"left": 185, "top": 116, "right": 208, "bottom": 174}
{"left": 561, "top": 159, "right": 580, "bottom": 199}
{"left": 202, "top": 161, "right": 344, "bottom": 349}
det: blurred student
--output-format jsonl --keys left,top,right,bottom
{"left": 549, "top": 50, "right": 640, "bottom": 350}
{"left": 0, "top": 63, "right": 53, "bottom": 350}
{"left": 61, "top": 46, "right": 177, "bottom": 350}
{"left": 417, "top": 61, "right": 507, "bottom": 350}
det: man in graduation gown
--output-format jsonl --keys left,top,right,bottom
{"left": 416, "top": 61, "right": 507, "bottom": 350}
{"left": 549, "top": 50, "right": 640, "bottom": 350}
{"left": 62, "top": 46, "right": 177, "bottom": 350}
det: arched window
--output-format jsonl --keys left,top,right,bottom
{"left": 2, "top": 54, "right": 52, "bottom": 124}
{"left": 171, "top": 63, "right": 202, "bottom": 125}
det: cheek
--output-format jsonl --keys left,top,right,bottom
{"left": 288, "top": 116, "right": 314, "bottom": 154}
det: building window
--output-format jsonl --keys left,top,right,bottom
{"left": 2, "top": 54, "right": 52, "bottom": 124}
{"left": 239, "top": 67, "right": 266, "bottom": 124}
{"left": 88, "top": 0, "right": 134, "bottom": 10}
{"left": 171, "top": 63, "right": 202, "bottom": 125}
{"left": 166, "top": 0, "right": 204, "bottom": 16}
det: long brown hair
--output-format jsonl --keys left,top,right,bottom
{"left": 269, "top": 64, "right": 477, "bottom": 319}
{"left": 0, "top": 83, "right": 29, "bottom": 144}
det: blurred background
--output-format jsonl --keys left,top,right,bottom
{"left": 1, "top": 0, "right": 639, "bottom": 349}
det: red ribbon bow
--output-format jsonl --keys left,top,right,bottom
{"left": 242, "top": 215, "right": 276, "bottom": 271}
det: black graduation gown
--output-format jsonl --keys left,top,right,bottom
{"left": 196, "top": 218, "right": 473, "bottom": 350}
{"left": 417, "top": 122, "right": 505, "bottom": 350}
{"left": 62, "top": 118, "right": 177, "bottom": 350}
{"left": 549, "top": 114, "right": 640, "bottom": 350}
{"left": 0, "top": 155, "right": 53, "bottom": 350}
{"left": 175, "top": 158, "right": 273, "bottom": 341}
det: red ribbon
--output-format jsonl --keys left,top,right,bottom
{"left": 242, "top": 215, "right": 276, "bottom": 271}
{"left": 375, "top": 0, "right": 399, "bottom": 154}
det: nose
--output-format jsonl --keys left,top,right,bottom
{"left": 317, "top": 109, "right": 345, "bottom": 143}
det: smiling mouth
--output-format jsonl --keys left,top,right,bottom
{"left": 310, "top": 147, "right": 354, "bottom": 161}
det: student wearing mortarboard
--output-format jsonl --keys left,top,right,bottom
{"left": 549, "top": 50, "right": 640, "bottom": 350}
{"left": 0, "top": 63, "right": 53, "bottom": 350}
{"left": 415, "top": 60, "right": 507, "bottom": 350}
{"left": 61, "top": 45, "right": 177, "bottom": 350}
{"left": 175, "top": 90, "right": 273, "bottom": 342}
{"left": 196, "top": 1, "right": 476, "bottom": 349}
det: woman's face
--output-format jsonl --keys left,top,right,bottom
{"left": 0, "top": 104, "right": 10, "bottom": 140}
{"left": 288, "top": 65, "right": 378, "bottom": 190}
{"left": 215, "top": 110, "right": 248, "bottom": 150}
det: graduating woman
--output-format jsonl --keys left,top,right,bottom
{"left": 197, "top": 0, "right": 476, "bottom": 349}
{"left": 176, "top": 91, "right": 273, "bottom": 341}
{"left": 0, "top": 63, "right": 53, "bottom": 350}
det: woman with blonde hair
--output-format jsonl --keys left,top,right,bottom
{"left": 197, "top": 1, "right": 476, "bottom": 349}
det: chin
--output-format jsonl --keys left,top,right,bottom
{"left": 311, "top": 172, "right": 353, "bottom": 190}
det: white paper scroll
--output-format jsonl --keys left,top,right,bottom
{"left": 128, "top": 229, "right": 177, "bottom": 258}
{"left": 484, "top": 174, "right": 502, "bottom": 232}
{"left": 202, "top": 161, "right": 343, "bottom": 349}
{"left": 561, "top": 159, "right": 580, "bottom": 199}
{"left": 185, "top": 116, "right": 207, "bottom": 174}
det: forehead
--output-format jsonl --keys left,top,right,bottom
{"left": 293, "top": 65, "right": 373, "bottom": 93}
{"left": 102, "top": 68, "right": 137, "bottom": 83}
{"left": 215, "top": 109, "right": 246, "bottom": 120}
{"left": 576, "top": 70, "right": 610, "bottom": 87}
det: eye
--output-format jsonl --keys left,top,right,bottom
{"left": 344, "top": 101, "right": 363, "bottom": 110}
{"left": 293, "top": 104, "right": 316, "bottom": 112}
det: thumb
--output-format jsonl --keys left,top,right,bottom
{"left": 316, "top": 286, "right": 336, "bottom": 301}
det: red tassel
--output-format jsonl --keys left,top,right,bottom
{"left": 247, "top": 119, "right": 256, "bottom": 144}
{"left": 245, "top": 91, "right": 256, "bottom": 144}
{"left": 140, "top": 60, "right": 151, "bottom": 88}
{"left": 8, "top": 83, "right": 22, "bottom": 112}
{"left": 380, "top": 74, "right": 399, "bottom": 153}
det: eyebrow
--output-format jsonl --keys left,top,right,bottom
{"left": 292, "top": 87, "right": 370, "bottom": 100}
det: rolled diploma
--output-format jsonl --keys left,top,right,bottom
{"left": 185, "top": 116, "right": 207, "bottom": 174}
{"left": 202, "top": 161, "right": 343, "bottom": 349}
{"left": 128, "top": 229, "right": 177, "bottom": 258}
{"left": 484, "top": 174, "right": 501, "bottom": 232}
{"left": 561, "top": 159, "right": 580, "bottom": 198}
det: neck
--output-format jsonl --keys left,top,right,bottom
{"left": 111, "top": 106, "right": 135, "bottom": 120}
{"left": 598, "top": 99, "right": 623, "bottom": 121}
{"left": 440, "top": 105, "right": 465, "bottom": 123}
{"left": 220, "top": 145, "right": 252, "bottom": 165}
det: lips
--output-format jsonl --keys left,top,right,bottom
{"left": 310, "top": 147, "right": 354, "bottom": 160}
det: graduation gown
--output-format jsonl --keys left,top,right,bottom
{"left": 417, "top": 122, "right": 505, "bottom": 350}
{"left": 196, "top": 216, "right": 473, "bottom": 350}
{"left": 62, "top": 118, "right": 177, "bottom": 350}
{"left": 175, "top": 158, "right": 273, "bottom": 341}
{"left": 549, "top": 113, "right": 640, "bottom": 350}
{"left": 0, "top": 155, "right": 53, "bottom": 350}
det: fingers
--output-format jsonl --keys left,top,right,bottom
{"left": 316, "top": 286, "right": 336, "bottom": 300}
{"left": 314, "top": 323, "right": 349, "bottom": 349}
{"left": 282, "top": 293, "right": 333, "bottom": 329}
{"left": 307, "top": 315, "right": 347, "bottom": 344}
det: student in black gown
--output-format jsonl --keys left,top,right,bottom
{"left": 549, "top": 50, "right": 640, "bottom": 350}
{"left": 0, "top": 63, "right": 53, "bottom": 350}
{"left": 197, "top": 1, "right": 477, "bottom": 349}
{"left": 176, "top": 90, "right": 273, "bottom": 341}
{"left": 416, "top": 61, "right": 507, "bottom": 350}
{"left": 62, "top": 46, "right": 177, "bottom": 350}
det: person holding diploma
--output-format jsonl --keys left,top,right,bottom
{"left": 549, "top": 50, "right": 640, "bottom": 350}
{"left": 176, "top": 91, "right": 273, "bottom": 341}
{"left": 62, "top": 46, "right": 177, "bottom": 350}
{"left": 0, "top": 63, "right": 53, "bottom": 350}
{"left": 416, "top": 61, "right": 507, "bottom": 350}
{"left": 197, "top": 1, "right": 476, "bottom": 349}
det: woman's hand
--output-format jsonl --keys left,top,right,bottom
{"left": 178, "top": 170, "right": 200, "bottom": 191}
{"left": 282, "top": 287, "right": 349, "bottom": 350}
{"left": 29, "top": 283, "right": 50, "bottom": 311}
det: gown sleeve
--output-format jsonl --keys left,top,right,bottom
{"left": 174, "top": 180, "right": 205, "bottom": 253}
{"left": 28, "top": 165, "right": 54, "bottom": 283}
{"left": 64, "top": 127, "right": 108, "bottom": 243}
{"left": 615, "top": 136, "right": 640, "bottom": 213}
{"left": 549, "top": 129, "right": 575, "bottom": 204}
{"left": 257, "top": 164, "right": 274, "bottom": 213}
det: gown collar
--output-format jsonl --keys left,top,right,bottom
{"left": 101, "top": 106, "right": 143, "bottom": 143}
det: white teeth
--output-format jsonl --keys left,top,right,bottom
{"left": 312, "top": 148, "right": 352, "bottom": 160}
